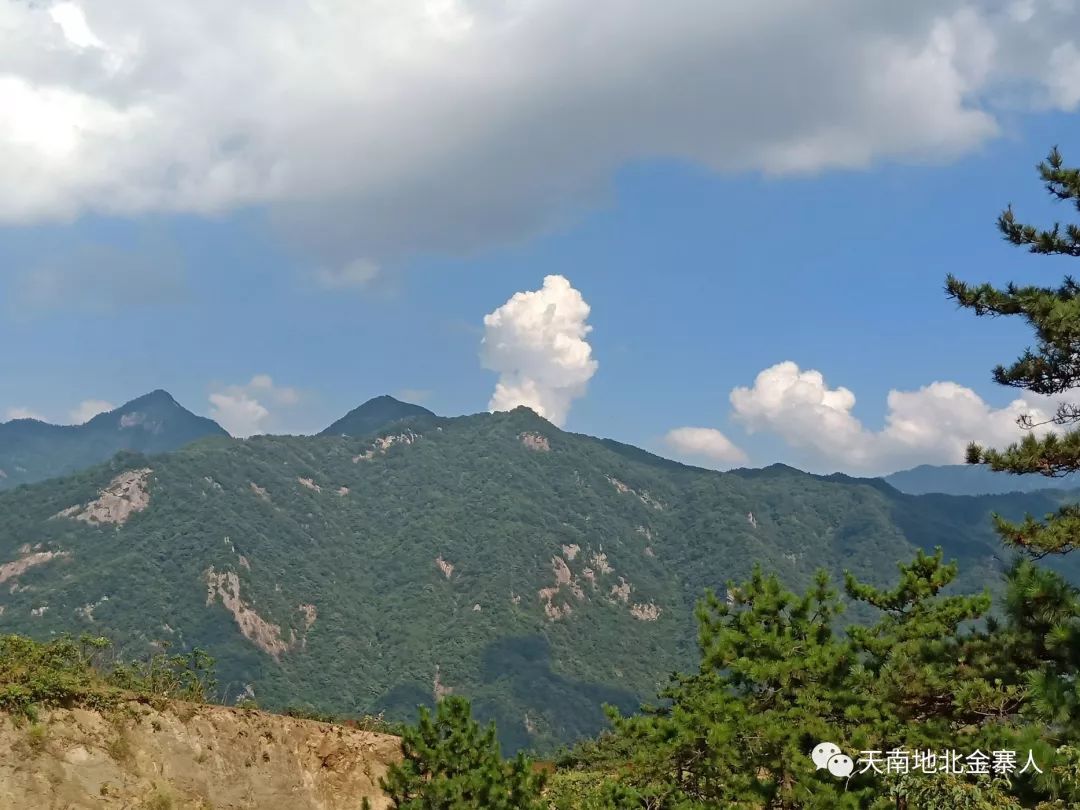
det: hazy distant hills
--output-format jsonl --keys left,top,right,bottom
{"left": 0, "top": 390, "right": 227, "bottom": 490}
{"left": 3, "top": 398, "right": 1078, "bottom": 753}
{"left": 884, "top": 463, "right": 1080, "bottom": 496}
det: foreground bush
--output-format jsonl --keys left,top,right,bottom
{"left": 0, "top": 634, "right": 216, "bottom": 720}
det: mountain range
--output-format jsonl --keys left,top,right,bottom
{"left": 0, "top": 390, "right": 227, "bottom": 491}
{"left": 2, "top": 392, "right": 1079, "bottom": 754}
{"left": 884, "top": 462, "right": 1080, "bottom": 496}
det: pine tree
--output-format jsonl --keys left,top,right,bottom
{"left": 592, "top": 552, "right": 1080, "bottom": 808}
{"left": 608, "top": 567, "right": 873, "bottom": 809}
{"left": 378, "top": 696, "right": 546, "bottom": 810}
{"left": 946, "top": 147, "right": 1080, "bottom": 555}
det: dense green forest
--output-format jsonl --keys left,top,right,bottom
{"left": 1, "top": 402, "right": 1077, "bottom": 758}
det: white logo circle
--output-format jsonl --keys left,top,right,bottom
{"left": 811, "top": 741, "right": 841, "bottom": 770}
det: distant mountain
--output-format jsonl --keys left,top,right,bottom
{"left": 0, "top": 390, "right": 228, "bottom": 490}
{"left": 3, "top": 406, "right": 1077, "bottom": 754}
{"left": 884, "top": 463, "right": 1080, "bottom": 496}
{"left": 319, "top": 395, "right": 437, "bottom": 437}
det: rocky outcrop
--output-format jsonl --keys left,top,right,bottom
{"left": 0, "top": 701, "right": 399, "bottom": 809}
{"left": 352, "top": 432, "right": 421, "bottom": 463}
{"left": 53, "top": 469, "right": 153, "bottom": 526}
{"left": 0, "top": 550, "right": 70, "bottom": 585}
{"left": 519, "top": 432, "right": 550, "bottom": 452}
{"left": 204, "top": 569, "right": 315, "bottom": 661}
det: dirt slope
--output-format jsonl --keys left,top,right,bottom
{"left": 0, "top": 702, "right": 400, "bottom": 809}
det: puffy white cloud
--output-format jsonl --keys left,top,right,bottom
{"left": 2, "top": 1, "right": 1079, "bottom": 257}
{"left": 69, "top": 399, "right": 114, "bottom": 424}
{"left": 665, "top": 427, "right": 748, "bottom": 467}
{"left": 208, "top": 375, "right": 301, "bottom": 437}
{"left": 730, "top": 361, "right": 1056, "bottom": 474}
{"left": 3, "top": 407, "right": 46, "bottom": 422}
{"left": 481, "top": 275, "right": 597, "bottom": 426}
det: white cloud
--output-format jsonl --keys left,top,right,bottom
{"left": 665, "top": 427, "right": 748, "bottom": 467}
{"left": 1, "top": 1, "right": 1079, "bottom": 257}
{"left": 730, "top": 360, "right": 1056, "bottom": 474}
{"left": 3, "top": 407, "right": 46, "bottom": 422}
{"left": 69, "top": 399, "right": 114, "bottom": 424}
{"left": 313, "top": 258, "right": 380, "bottom": 290}
{"left": 481, "top": 275, "right": 597, "bottom": 426}
{"left": 49, "top": 2, "right": 105, "bottom": 50}
{"left": 208, "top": 375, "right": 301, "bottom": 437}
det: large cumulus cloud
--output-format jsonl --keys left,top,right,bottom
{"left": 2, "top": 1, "right": 1079, "bottom": 260}
{"left": 480, "top": 275, "right": 597, "bottom": 426}
{"left": 727, "top": 360, "right": 1057, "bottom": 474}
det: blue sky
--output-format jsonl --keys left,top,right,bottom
{"left": 3, "top": 1, "right": 1080, "bottom": 475}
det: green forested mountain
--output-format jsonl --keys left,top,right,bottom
{"left": 0, "top": 390, "right": 227, "bottom": 491}
{"left": 884, "top": 463, "right": 1080, "bottom": 496}
{"left": 319, "top": 394, "right": 437, "bottom": 437}
{"left": 1, "top": 404, "right": 1077, "bottom": 754}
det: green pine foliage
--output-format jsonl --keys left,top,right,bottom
{"left": 557, "top": 550, "right": 1080, "bottom": 808}
{"left": 947, "top": 147, "right": 1080, "bottom": 556}
{"left": 379, "top": 696, "right": 546, "bottom": 809}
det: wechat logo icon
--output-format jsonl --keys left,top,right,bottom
{"left": 811, "top": 741, "right": 854, "bottom": 778}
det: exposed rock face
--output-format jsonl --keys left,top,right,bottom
{"left": 204, "top": 568, "right": 313, "bottom": 661}
{"left": 54, "top": 469, "right": 153, "bottom": 526}
{"left": 630, "top": 602, "right": 662, "bottom": 621}
{"left": 538, "top": 555, "right": 585, "bottom": 621}
{"left": 0, "top": 550, "right": 70, "bottom": 585}
{"left": 519, "top": 432, "right": 550, "bottom": 452}
{"left": 589, "top": 552, "right": 613, "bottom": 576}
{"left": 299, "top": 603, "right": 318, "bottom": 629}
{"left": 606, "top": 476, "right": 664, "bottom": 510}
{"left": 435, "top": 556, "right": 454, "bottom": 579}
{"left": 609, "top": 577, "right": 632, "bottom": 604}
{"left": 0, "top": 702, "right": 399, "bottom": 809}
{"left": 352, "top": 432, "right": 420, "bottom": 463}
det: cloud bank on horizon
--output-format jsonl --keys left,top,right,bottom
{"left": 2, "top": 0, "right": 1079, "bottom": 266}
{"left": 665, "top": 360, "right": 1059, "bottom": 475}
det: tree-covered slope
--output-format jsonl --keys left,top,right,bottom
{"left": 1, "top": 407, "right": 1076, "bottom": 754}
{"left": 0, "top": 390, "right": 228, "bottom": 491}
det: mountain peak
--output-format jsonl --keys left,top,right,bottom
{"left": 320, "top": 395, "right": 437, "bottom": 437}
{"left": 0, "top": 390, "right": 227, "bottom": 490}
{"left": 116, "top": 389, "right": 180, "bottom": 411}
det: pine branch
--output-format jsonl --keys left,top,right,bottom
{"left": 967, "top": 430, "right": 1080, "bottom": 477}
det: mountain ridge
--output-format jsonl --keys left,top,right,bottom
{"left": 3, "top": 407, "right": 1078, "bottom": 754}
{"left": 0, "top": 391, "right": 228, "bottom": 491}
{"left": 883, "top": 462, "right": 1080, "bottom": 496}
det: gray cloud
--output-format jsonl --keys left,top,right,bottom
{"left": 1, "top": 1, "right": 1078, "bottom": 262}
